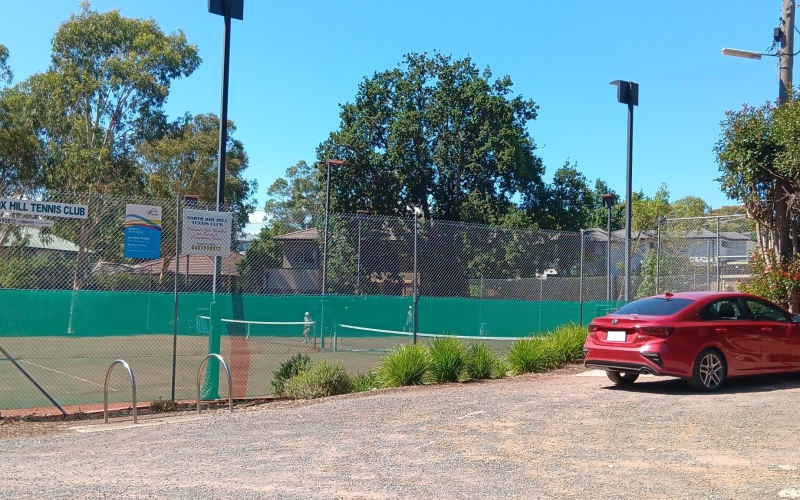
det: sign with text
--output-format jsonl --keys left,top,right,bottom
{"left": 124, "top": 204, "right": 162, "bottom": 259}
{"left": 0, "top": 198, "right": 88, "bottom": 219}
{"left": 0, "top": 217, "right": 54, "bottom": 228}
{"left": 182, "top": 209, "right": 232, "bottom": 256}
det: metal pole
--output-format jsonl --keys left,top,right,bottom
{"left": 172, "top": 192, "right": 180, "bottom": 404}
{"left": 213, "top": 11, "right": 232, "bottom": 297}
{"left": 716, "top": 216, "right": 721, "bottom": 292}
{"left": 624, "top": 101, "right": 634, "bottom": 302}
{"left": 357, "top": 217, "right": 362, "bottom": 294}
{"left": 579, "top": 229, "right": 584, "bottom": 326}
{"left": 413, "top": 213, "right": 419, "bottom": 345}
{"left": 320, "top": 161, "right": 332, "bottom": 350}
{"left": 775, "top": 0, "right": 794, "bottom": 259}
{"left": 706, "top": 241, "right": 711, "bottom": 291}
{"left": 0, "top": 344, "right": 66, "bottom": 417}
{"left": 606, "top": 207, "right": 611, "bottom": 301}
{"left": 538, "top": 277, "right": 543, "bottom": 333}
{"left": 656, "top": 217, "right": 661, "bottom": 295}
{"left": 322, "top": 161, "right": 331, "bottom": 296}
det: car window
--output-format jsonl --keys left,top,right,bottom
{"left": 745, "top": 299, "right": 789, "bottom": 322}
{"left": 613, "top": 298, "right": 694, "bottom": 316}
{"left": 699, "top": 299, "right": 746, "bottom": 321}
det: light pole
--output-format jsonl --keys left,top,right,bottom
{"left": 208, "top": 0, "right": 244, "bottom": 296}
{"left": 600, "top": 193, "right": 615, "bottom": 301}
{"left": 722, "top": 0, "right": 794, "bottom": 260}
{"left": 410, "top": 205, "right": 422, "bottom": 345}
{"left": 610, "top": 80, "right": 638, "bottom": 302}
{"left": 320, "top": 158, "right": 343, "bottom": 350}
{"left": 322, "top": 159, "right": 343, "bottom": 296}
{"left": 356, "top": 209, "right": 369, "bottom": 294}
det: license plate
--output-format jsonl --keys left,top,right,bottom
{"left": 606, "top": 330, "right": 627, "bottom": 342}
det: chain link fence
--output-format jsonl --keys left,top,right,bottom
{"left": 0, "top": 193, "right": 755, "bottom": 411}
{"left": 654, "top": 215, "right": 754, "bottom": 296}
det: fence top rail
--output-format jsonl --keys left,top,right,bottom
{"left": 663, "top": 214, "right": 747, "bottom": 222}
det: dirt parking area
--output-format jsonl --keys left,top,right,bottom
{"left": 2, "top": 366, "right": 800, "bottom": 499}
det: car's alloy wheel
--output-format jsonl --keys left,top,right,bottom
{"left": 606, "top": 370, "right": 639, "bottom": 385}
{"left": 689, "top": 349, "right": 727, "bottom": 391}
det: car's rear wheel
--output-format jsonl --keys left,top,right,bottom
{"left": 688, "top": 349, "right": 727, "bottom": 392}
{"left": 606, "top": 370, "right": 639, "bottom": 385}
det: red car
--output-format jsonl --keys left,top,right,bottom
{"left": 583, "top": 291, "right": 800, "bottom": 391}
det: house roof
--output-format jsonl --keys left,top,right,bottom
{"left": 274, "top": 228, "right": 318, "bottom": 241}
{"left": 1, "top": 227, "right": 79, "bottom": 252}
{"left": 583, "top": 228, "right": 624, "bottom": 242}
{"left": 719, "top": 231, "right": 750, "bottom": 241}
{"left": 237, "top": 232, "right": 258, "bottom": 243}
{"left": 610, "top": 229, "right": 655, "bottom": 240}
{"left": 133, "top": 251, "right": 243, "bottom": 276}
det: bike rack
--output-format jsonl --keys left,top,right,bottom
{"left": 196, "top": 353, "right": 233, "bottom": 414}
{"left": 104, "top": 359, "right": 138, "bottom": 424}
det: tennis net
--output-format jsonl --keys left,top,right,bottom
{"left": 333, "top": 324, "right": 531, "bottom": 353}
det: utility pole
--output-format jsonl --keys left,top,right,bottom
{"left": 776, "top": 0, "right": 794, "bottom": 260}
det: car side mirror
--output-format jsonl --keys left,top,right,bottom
{"left": 792, "top": 314, "right": 800, "bottom": 324}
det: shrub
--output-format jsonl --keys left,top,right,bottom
{"left": 377, "top": 343, "right": 430, "bottom": 387}
{"left": 465, "top": 342, "right": 501, "bottom": 380}
{"left": 738, "top": 250, "right": 800, "bottom": 308}
{"left": 270, "top": 352, "right": 311, "bottom": 396}
{"left": 149, "top": 397, "right": 175, "bottom": 413}
{"left": 549, "top": 324, "right": 589, "bottom": 364}
{"left": 351, "top": 371, "right": 379, "bottom": 393}
{"left": 428, "top": 337, "right": 468, "bottom": 383}
{"left": 284, "top": 360, "right": 352, "bottom": 400}
{"left": 507, "top": 324, "right": 589, "bottom": 375}
{"left": 507, "top": 337, "right": 553, "bottom": 375}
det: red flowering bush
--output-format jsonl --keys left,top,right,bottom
{"left": 738, "top": 251, "right": 800, "bottom": 308}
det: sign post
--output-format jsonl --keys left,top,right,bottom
{"left": 183, "top": 208, "right": 233, "bottom": 400}
{"left": 124, "top": 205, "right": 162, "bottom": 259}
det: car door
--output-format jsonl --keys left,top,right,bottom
{"left": 742, "top": 298, "right": 800, "bottom": 370}
{"left": 698, "top": 298, "right": 761, "bottom": 372}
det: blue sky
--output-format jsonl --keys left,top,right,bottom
{"left": 0, "top": 1, "right": 786, "bottom": 212}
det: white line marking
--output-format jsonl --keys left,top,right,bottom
{"left": 457, "top": 411, "right": 487, "bottom": 420}
{"left": 414, "top": 440, "right": 436, "bottom": 450}
{"left": 19, "top": 360, "right": 116, "bottom": 391}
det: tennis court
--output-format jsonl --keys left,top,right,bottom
{"left": 0, "top": 289, "right": 621, "bottom": 411}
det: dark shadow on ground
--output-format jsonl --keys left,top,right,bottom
{"left": 600, "top": 370, "right": 800, "bottom": 395}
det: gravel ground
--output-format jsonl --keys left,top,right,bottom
{"left": 2, "top": 365, "right": 800, "bottom": 499}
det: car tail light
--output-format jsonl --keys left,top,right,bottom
{"left": 639, "top": 326, "right": 674, "bottom": 338}
{"left": 588, "top": 324, "right": 600, "bottom": 332}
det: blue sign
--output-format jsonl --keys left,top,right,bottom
{"left": 124, "top": 204, "right": 162, "bottom": 259}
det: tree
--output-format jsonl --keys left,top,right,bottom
{"left": 316, "top": 52, "right": 545, "bottom": 224}
{"left": 237, "top": 223, "right": 291, "bottom": 293}
{"left": 542, "top": 161, "right": 596, "bottom": 231}
{"left": 24, "top": 3, "right": 200, "bottom": 195}
{"left": 0, "top": 44, "right": 12, "bottom": 88}
{"left": 263, "top": 161, "right": 323, "bottom": 231}
{"left": 21, "top": 3, "right": 200, "bottom": 290}
{"left": 714, "top": 101, "right": 791, "bottom": 259}
{"left": 141, "top": 113, "right": 255, "bottom": 230}
{"left": 587, "top": 179, "right": 624, "bottom": 230}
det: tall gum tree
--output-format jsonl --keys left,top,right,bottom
{"left": 24, "top": 3, "right": 201, "bottom": 290}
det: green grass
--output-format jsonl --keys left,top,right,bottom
{"left": 427, "top": 337, "right": 468, "bottom": 383}
{"left": 284, "top": 360, "right": 352, "bottom": 400}
{"left": 377, "top": 343, "right": 430, "bottom": 387}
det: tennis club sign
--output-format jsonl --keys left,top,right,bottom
{"left": 0, "top": 198, "right": 88, "bottom": 219}
{"left": 182, "top": 209, "right": 232, "bottom": 257}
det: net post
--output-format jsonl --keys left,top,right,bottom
{"left": 201, "top": 301, "right": 223, "bottom": 400}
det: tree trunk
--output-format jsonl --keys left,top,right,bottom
{"left": 776, "top": 179, "right": 792, "bottom": 261}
